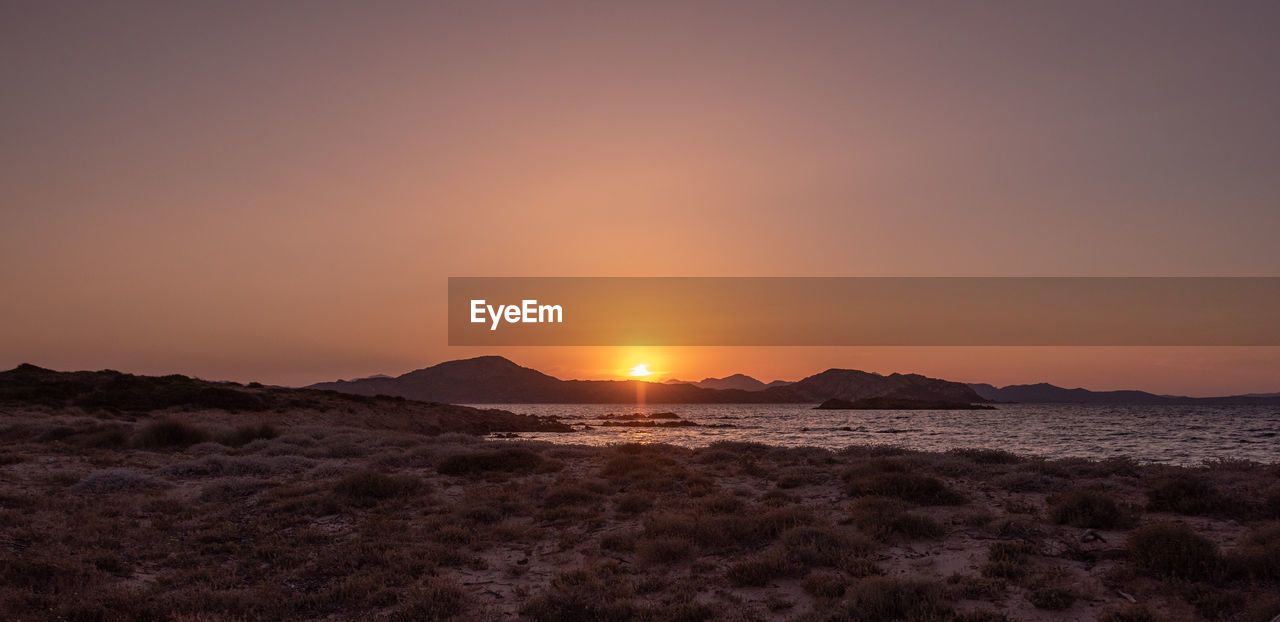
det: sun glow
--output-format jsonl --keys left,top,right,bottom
{"left": 627, "top": 364, "right": 653, "bottom": 377}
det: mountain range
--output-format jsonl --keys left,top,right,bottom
{"left": 307, "top": 356, "right": 1280, "bottom": 406}
{"left": 306, "top": 356, "right": 982, "bottom": 405}
{"left": 663, "top": 374, "right": 793, "bottom": 391}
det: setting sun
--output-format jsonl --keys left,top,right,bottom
{"left": 627, "top": 364, "right": 653, "bottom": 377}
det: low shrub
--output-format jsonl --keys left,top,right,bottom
{"left": 1098, "top": 604, "right": 1158, "bottom": 622}
{"left": 954, "top": 611, "right": 1012, "bottom": 622}
{"left": 1126, "top": 522, "right": 1220, "bottom": 580}
{"left": 72, "top": 468, "right": 161, "bottom": 494}
{"left": 1180, "top": 583, "right": 1242, "bottom": 620}
{"left": 1227, "top": 523, "right": 1280, "bottom": 582}
{"left": 132, "top": 419, "right": 208, "bottom": 449}
{"left": 600, "top": 531, "right": 638, "bottom": 553}
{"left": 437, "top": 447, "right": 550, "bottom": 475}
{"left": 1028, "top": 585, "right": 1076, "bottom": 610}
{"left": 979, "top": 541, "right": 1035, "bottom": 581}
{"left": 161, "top": 455, "right": 314, "bottom": 479}
{"left": 198, "top": 478, "right": 265, "bottom": 502}
{"left": 1035, "top": 456, "right": 1139, "bottom": 479}
{"left": 636, "top": 536, "right": 693, "bottom": 565}
{"left": 849, "top": 496, "right": 945, "bottom": 540}
{"left": 948, "top": 448, "right": 1023, "bottom": 465}
{"left": 614, "top": 491, "right": 653, "bottom": 514}
{"left": 699, "top": 492, "right": 745, "bottom": 515}
{"left": 1243, "top": 594, "right": 1280, "bottom": 622}
{"left": 726, "top": 550, "right": 796, "bottom": 587}
{"left": 779, "top": 525, "right": 873, "bottom": 567}
{"left": 840, "top": 577, "right": 952, "bottom": 620}
{"left": 519, "top": 568, "right": 635, "bottom": 622}
{"left": 1146, "top": 475, "right": 1239, "bottom": 517}
{"left": 388, "top": 576, "right": 468, "bottom": 621}
{"left": 334, "top": 470, "right": 423, "bottom": 507}
{"left": 1047, "top": 488, "right": 1130, "bottom": 529}
{"left": 217, "top": 423, "right": 279, "bottom": 447}
{"left": 945, "top": 574, "right": 1006, "bottom": 600}
{"left": 601, "top": 446, "right": 677, "bottom": 478}
{"left": 803, "top": 571, "right": 849, "bottom": 598}
{"left": 641, "top": 505, "right": 813, "bottom": 551}
{"left": 847, "top": 472, "right": 966, "bottom": 505}
{"left": 66, "top": 424, "right": 131, "bottom": 449}
{"left": 993, "top": 470, "right": 1059, "bottom": 493}
{"left": 542, "top": 483, "right": 600, "bottom": 509}
{"left": 638, "top": 602, "right": 721, "bottom": 621}
{"left": 1265, "top": 489, "right": 1280, "bottom": 519}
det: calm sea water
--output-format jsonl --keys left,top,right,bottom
{"left": 465, "top": 403, "right": 1280, "bottom": 466}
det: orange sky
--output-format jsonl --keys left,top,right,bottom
{"left": 3, "top": 3, "right": 1280, "bottom": 395}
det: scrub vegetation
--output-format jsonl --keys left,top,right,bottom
{"left": 1, "top": 373, "right": 1278, "bottom": 619}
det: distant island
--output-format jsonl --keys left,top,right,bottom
{"left": 967, "top": 382, "right": 1280, "bottom": 406}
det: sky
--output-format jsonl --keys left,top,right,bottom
{"left": 3, "top": 2, "right": 1280, "bottom": 395}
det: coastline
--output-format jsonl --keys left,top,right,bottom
{"left": 1, "top": 405, "right": 1277, "bottom": 620}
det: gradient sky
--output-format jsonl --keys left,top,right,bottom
{"left": 3, "top": 2, "right": 1280, "bottom": 394}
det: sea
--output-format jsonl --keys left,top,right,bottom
{"left": 465, "top": 403, "right": 1280, "bottom": 466}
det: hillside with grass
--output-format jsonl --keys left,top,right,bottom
{"left": 0, "top": 364, "right": 572, "bottom": 435}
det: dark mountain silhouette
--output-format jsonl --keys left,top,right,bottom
{"left": 968, "top": 382, "right": 1280, "bottom": 405}
{"left": 695, "top": 374, "right": 793, "bottom": 391}
{"left": 660, "top": 375, "right": 793, "bottom": 391}
{"left": 696, "top": 374, "right": 766, "bottom": 391}
{"left": 308, "top": 357, "right": 751, "bottom": 403}
{"left": 307, "top": 357, "right": 982, "bottom": 405}
{"left": 777, "top": 369, "right": 983, "bottom": 403}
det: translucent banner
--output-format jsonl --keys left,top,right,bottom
{"left": 447, "top": 277, "right": 1280, "bottom": 346}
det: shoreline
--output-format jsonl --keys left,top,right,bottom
{"left": 468, "top": 402, "right": 1280, "bottom": 468}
